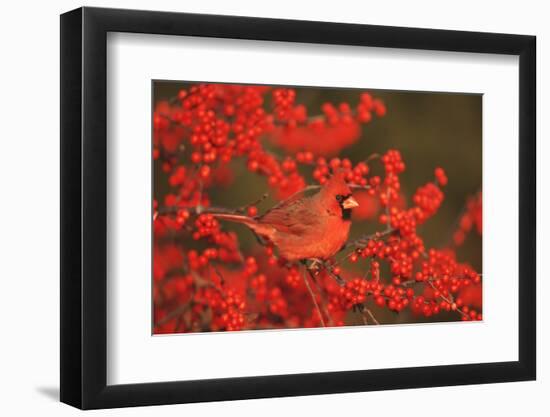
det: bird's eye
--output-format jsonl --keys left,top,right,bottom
{"left": 335, "top": 194, "right": 344, "bottom": 203}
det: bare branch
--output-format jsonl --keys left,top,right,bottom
{"left": 302, "top": 266, "right": 326, "bottom": 327}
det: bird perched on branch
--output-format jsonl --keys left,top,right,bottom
{"left": 213, "top": 171, "right": 359, "bottom": 262}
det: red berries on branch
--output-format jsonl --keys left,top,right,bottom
{"left": 153, "top": 83, "right": 482, "bottom": 333}
{"left": 453, "top": 191, "right": 482, "bottom": 246}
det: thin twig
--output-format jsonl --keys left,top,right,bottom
{"left": 235, "top": 193, "right": 269, "bottom": 214}
{"left": 426, "top": 280, "right": 468, "bottom": 318}
{"left": 364, "top": 307, "right": 380, "bottom": 325}
{"left": 357, "top": 303, "right": 380, "bottom": 325}
{"left": 339, "top": 228, "right": 396, "bottom": 255}
{"left": 307, "top": 269, "right": 334, "bottom": 326}
{"left": 384, "top": 189, "right": 392, "bottom": 231}
{"left": 155, "top": 303, "right": 190, "bottom": 327}
{"left": 195, "top": 177, "right": 205, "bottom": 214}
{"left": 302, "top": 266, "right": 326, "bottom": 327}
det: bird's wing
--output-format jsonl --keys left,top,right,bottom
{"left": 259, "top": 197, "right": 318, "bottom": 235}
{"left": 259, "top": 185, "right": 318, "bottom": 220}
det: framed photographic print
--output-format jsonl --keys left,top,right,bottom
{"left": 60, "top": 6, "right": 536, "bottom": 409}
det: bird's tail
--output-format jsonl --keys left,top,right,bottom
{"left": 211, "top": 213, "right": 258, "bottom": 227}
{"left": 212, "top": 212, "right": 275, "bottom": 244}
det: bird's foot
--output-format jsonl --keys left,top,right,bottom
{"left": 304, "top": 258, "right": 346, "bottom": 287}
{"left": 305, "top": 258, "right": 324, "bottom": 270}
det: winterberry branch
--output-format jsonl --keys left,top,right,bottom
{"left": 357, "top": 304, "right": 380, "bottom": 325}
{"left": 302, "top": 267, "right": 326, "bottom": 327}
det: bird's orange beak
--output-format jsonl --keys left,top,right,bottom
{"left": 342, "top": 196, "right": 359, "bottom": 209}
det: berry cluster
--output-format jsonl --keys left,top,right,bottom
{"left": 412, "top": 182, "right": 445, "bottom": 222}
{"left": 269, "top": 92, "right": 385, "bottom": 156}
{"left": 453, "top": 191, "right": 482, "bottom": 246}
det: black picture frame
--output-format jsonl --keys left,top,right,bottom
{"left": 60, "top": 6, "right": 536, "bottom": 410}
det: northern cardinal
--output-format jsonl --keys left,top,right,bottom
{"left": 213, "top": 171, "right": 359, "bottom": 262}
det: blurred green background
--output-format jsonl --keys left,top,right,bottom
{"left": 154, "top": 81, "right": 482, "bottom": 324}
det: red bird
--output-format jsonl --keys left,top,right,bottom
{"left": 213, "top": 171, "right": 359, "bottom": 262}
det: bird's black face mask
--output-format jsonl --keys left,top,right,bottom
{"left": 335, "top": 193, "right": 356, "bottom": 220}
